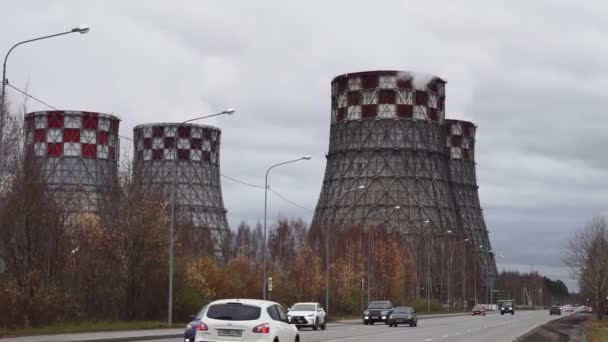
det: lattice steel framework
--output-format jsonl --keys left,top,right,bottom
{"left": 312, "top": 70, "right": 459, "bottom": 237}
{"left": 132, "top": 123, "right": 229, "bottom": 258}
{"left": 24, "top": 110, "right": 120, "bottom": 212}
{"left": 445, "top": 119, "right": 497, "bottom": 286}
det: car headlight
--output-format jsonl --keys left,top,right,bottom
{"left": 381, "top": 310, "right": 388, "bottom": 315}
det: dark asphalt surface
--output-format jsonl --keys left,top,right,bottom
{"left": 514, "top": 312, "right": 589, "bottom": 342}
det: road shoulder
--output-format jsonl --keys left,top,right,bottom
{"left": 514, "top": 313, "right": 589, "bottom": 342}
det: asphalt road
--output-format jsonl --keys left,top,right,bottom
{"left": 143, "top": 310, "right": 572, "bottom": 342}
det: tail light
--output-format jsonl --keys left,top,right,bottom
{"left": 196, "top": 322, "right": 209, "bottom": 331}
{"left": 252, "top": 323, "right": 270, "bottom": 334}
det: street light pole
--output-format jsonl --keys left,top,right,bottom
{"left": 262, "top": 155, "right": 312, "bottom": 300}
{"left": 423, "top": 220, "right": 431, "bottom": 313}
{"left": 326, "top": 184, "right": 365, "bottom": 315}
{"left": 462, "top": 238, "right": 469, "bottom": 309}
{"left": 168, "top": 109, "right": 235, "bottom": 325}
{"left": 366, "top": 205, "right": 400, "bottom": 303}
{"left": 0, "top": 26, "right": 89, "bottom": 171}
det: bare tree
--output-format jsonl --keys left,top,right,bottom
{"left": 564, "top": 216, "right": 608, "bottom": 320}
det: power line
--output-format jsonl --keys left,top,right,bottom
{"left": 220, "top": 173, "right": 313, "bottom": 211}
{"left": 268, "top": 187, "right": 313, "bottom": 211}
{"left": 220, "top": 173, "right": 265, "bottom": 189}
{"left": 5, "top": 83, "right": 57, "bottom": 110}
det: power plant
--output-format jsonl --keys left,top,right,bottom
{"left": 311, "top": 70, "right": 496, "bottom": 303}
{"left": 132, "top": 123, "right": 230, "bottom": 259}
{"left": 24, "top": 110, "right": 120, "bottom": 212}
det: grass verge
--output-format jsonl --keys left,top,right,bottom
{"left": 584, "top": 319, "right": 608, "bottom": 342}
{"left": 0, "top": 321, "right": 176, "bottom": 338}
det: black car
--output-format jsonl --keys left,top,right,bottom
{"left": 363, "top": 300, "right": 394, "bottom": 325}
{"left": 388, "top": 306, "right": 417, "bottom": 327}
{"left": 549, "top": 306, "right": 561, "bottom": 315}
{"left": 500, "top": 304, "right": 515, "bottom": 315}
{"left": 184, "top": 305, "right": 207, "bottom": 342}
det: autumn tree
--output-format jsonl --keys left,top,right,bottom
{"left": 564, "top": 216, "right": 608, "bottom": 320}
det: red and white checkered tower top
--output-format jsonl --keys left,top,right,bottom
{"left": 331, "top": 70, "right": 446, "bottom": 124}
{"left": 25, "top": 110, "right": 120, "bottom": 161}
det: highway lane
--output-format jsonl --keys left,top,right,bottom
{"left": 146, "top": 311, "right": 572, "bottom": 342}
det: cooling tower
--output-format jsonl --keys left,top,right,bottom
{"left": 132, "top": 123, "right": 229, "bottom": 259}
{"left": 445, "top": 119, "right": 497, "bottom": 289}
{"left": 312, "top": 70, "right": 458, "bottom": 236}
{"left": 24, "top": 110, "right": 120, "bottom": 211}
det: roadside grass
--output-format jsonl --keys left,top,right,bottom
{"left": 0, "top": 321, "right": 176, "bottom": 338}
{"left": 585, "top": 319, "right": 608, "bottom": 342}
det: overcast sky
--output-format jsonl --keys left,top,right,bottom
{"left": 3, "top": 0, "right": 607, "bottom": 291}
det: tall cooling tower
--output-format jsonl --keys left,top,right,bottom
{"left": 132, "top": 123, "right": 229, "bottom": 259}
{"left": 445, "top": 119, "right": 497, "bottom": 289}
{"left": 24, "top": 110, "right": 120, "bottom": 211}
{"left": 312, "top": 70, "right": 458, "bottom": 236}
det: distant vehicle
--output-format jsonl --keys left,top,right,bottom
{"left": 287, "top": 302, "right": 326, "bottom": 330}
{"left": 500, "top": 303, "right": 515, "bottom": 315}
{"left": 183, "top": 299, "right": 299, "bottom": 342}
{"left": 496, "top": 300, "right": 515, "bottom": 316}
{"left": 549, "top": 306, "right": 562, "bottom": 315}
{"left": 363, "top": 300, "right": 394, "bottom": 325}
{"left": 388, "top": 306, "right": 417, "bottom": 327}
{"left": 563, "top": 305, "right": 573, "bottom": 312}
{"left": 471, "top": 305, "right": 486, "bottom": 316}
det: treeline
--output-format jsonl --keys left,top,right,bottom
{"left": 182, "top": 220, "right": 417, "bottom": 319}
{"left": 0, "top": 144, "right": 418, "bottom": 327}
{"left": 495, "top": 270, "right": 569, "bottom": 307}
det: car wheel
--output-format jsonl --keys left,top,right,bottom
{"left": 415, "top": 321, "right": 418, "bottom": 327}
{"left": 511, "top": 312, "right": 514, "bottom": 315}
{"left": 394, "top": 323, "right": 398, "bottom": 327}
{"left": 294, "top": 335, "right": 299, "bottom": 342}
{"left": 313, "top": 318, "right": 319, "bottom": 331}
{"left": 364, "top": 320, "right": 368, "bottom": 325}
{"left": 370, "top": 321, "right": 375, "bottom": 325}
{"left": 321, "top": 320, "right": 326, "bottom": 330}
{"left": 410, "top": 322, "right": 414, "bottom": 327}
{"left": 385, "top": 320, "right": 389, "bottom": 325}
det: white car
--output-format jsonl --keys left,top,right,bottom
{"left": 287, "top": 302, "right": 327, "bottom": 330}
{"left": 186, "top": 298, "right": 300, "bottom": 342}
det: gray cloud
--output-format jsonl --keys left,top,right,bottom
{"left": 3, "top": 0, "right": 607, "bottom": 292}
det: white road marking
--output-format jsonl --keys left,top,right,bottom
{"left": 425, "top": 339, "right": 433, "bottom": 341}
{"left": 442, "top": 335, "right": 449, "bottom": 338}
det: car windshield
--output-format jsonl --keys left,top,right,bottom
{"left": 292, "top": 304, "right": 316, "bottom": 311}
{"left": 206, "top": 303, "right": 261, "bottom": 321}
{"left": 368, "top": 302, "right": 389, "bottom": 309}
{"left": 473, "top": 306, "right": 483, "bottom": 310}
{"left": 394, "top": 307, "right": 412, "bottom": 314}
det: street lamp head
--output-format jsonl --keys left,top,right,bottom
{"left": 393, "top": 205, "right": 401, "bottom": 209}
{"left": 479, "top": 245, "right": 484, "bottom": 248}
{"left": 424, "top": 220, "right": 430, "bottom": 223}
{"left": 357, "top": 185, "right": 366, "bottom": 189}
{"left": 72, "top": 25, "right": 90, "bottom": 34}
{"left": 464, "top": 238, "right": 469, "bottom": 241}
{"left": 222, "top": 108, "right": 236, "bottom": 115}
{"left": 447, "top": 230, "right": 453, "bottom": 234}
{"left": 302, "top": 155, "right": 312, "bottom": 160}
